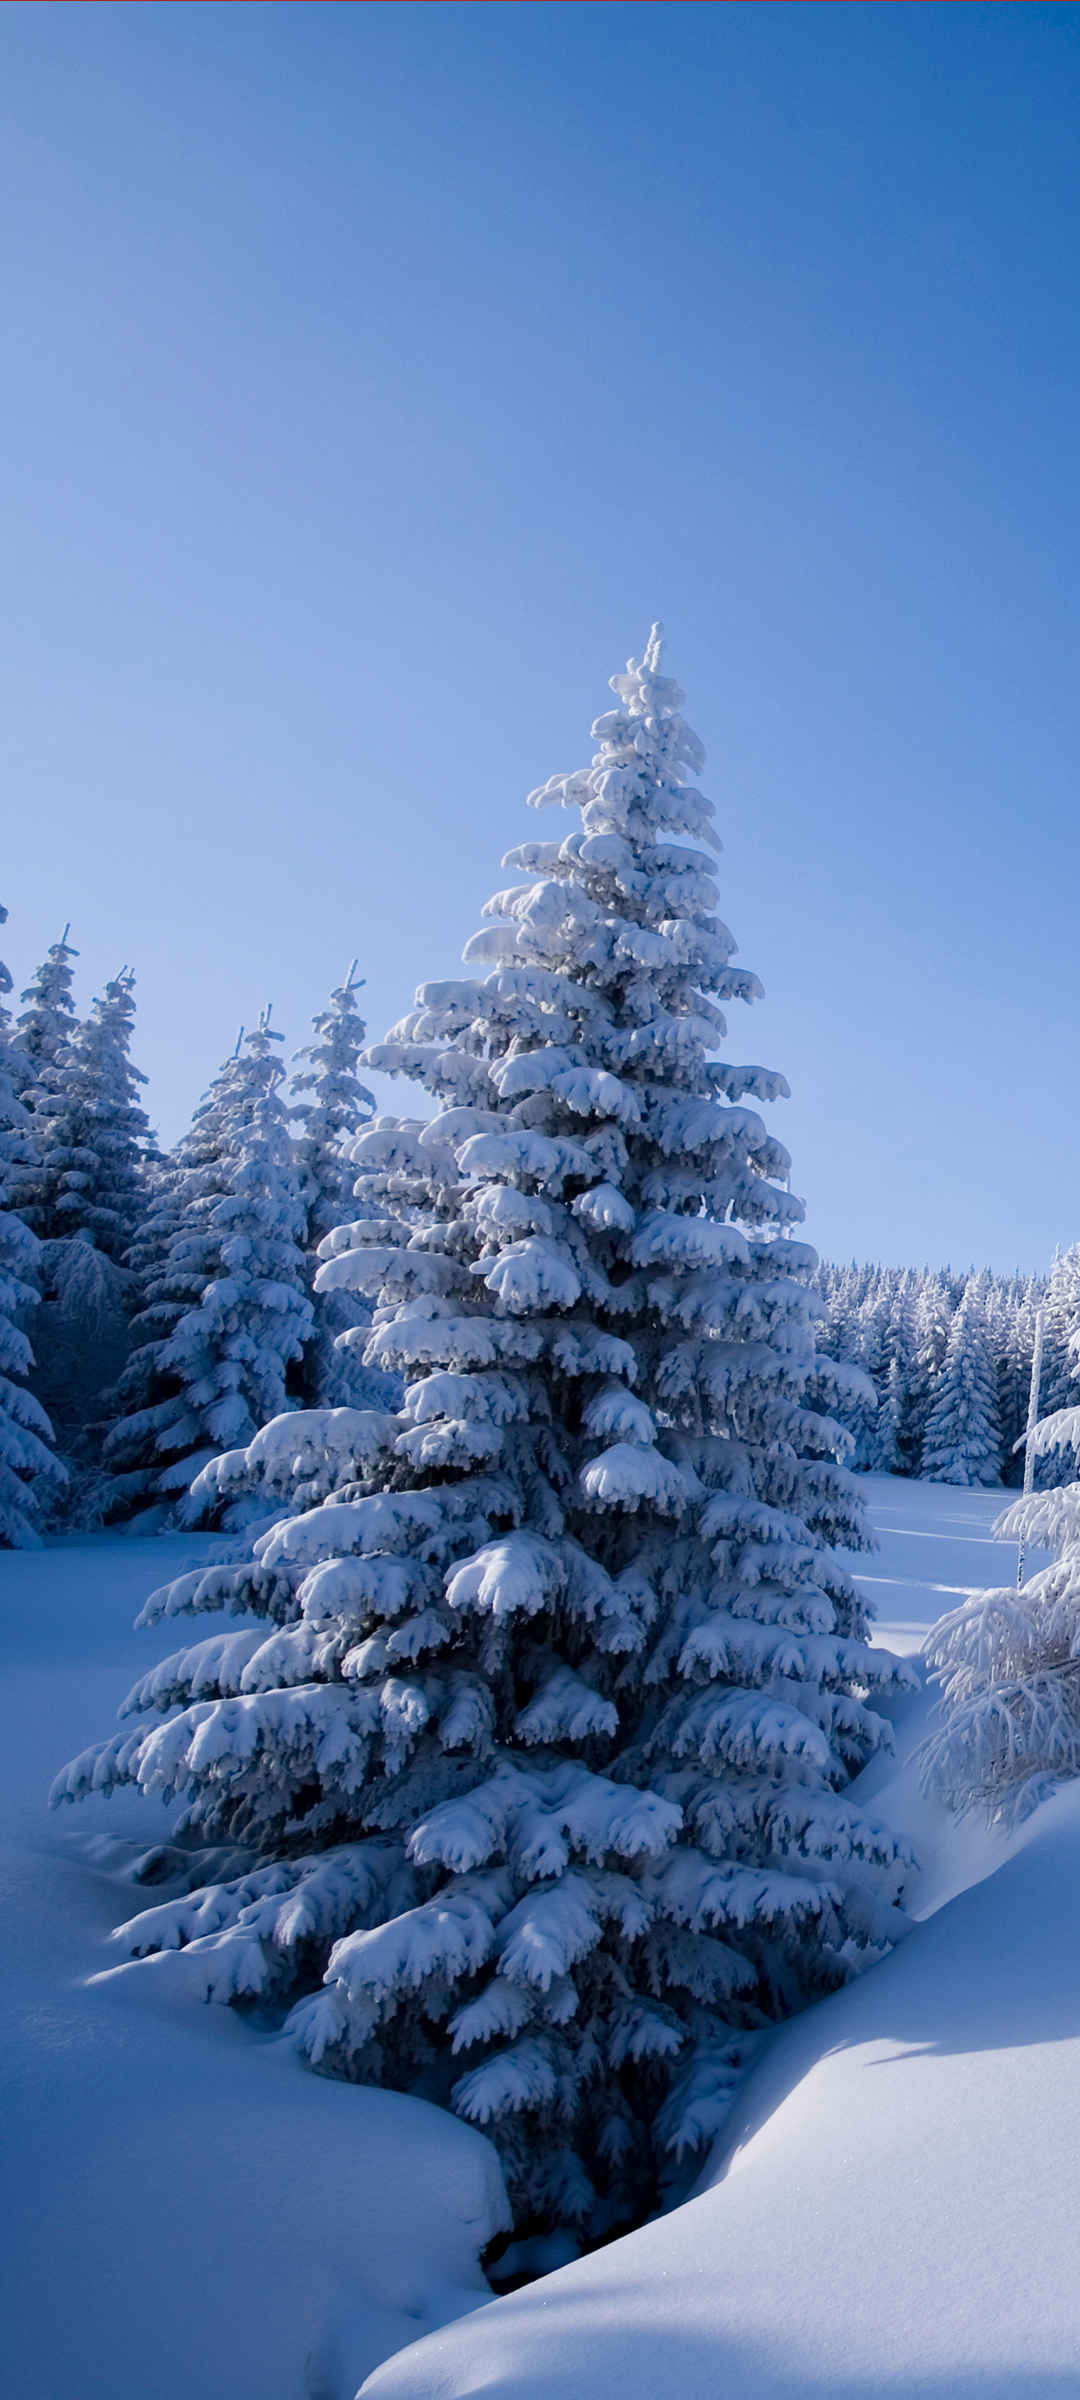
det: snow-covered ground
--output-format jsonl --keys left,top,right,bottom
{"left": 4, "top": 1478, "right": 1069, "bottom": 2400}
{"left": 365, "top": 1476, "right": 1077, "bottom": 2400}
{"left": 0, "top": 1535, "right": 508, "bottom": 2400}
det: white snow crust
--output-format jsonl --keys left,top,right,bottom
{"left": 364, "top": 1474, "right": 1076, "bottom": 2400}
{"left": 0, "top": 1535, "right": 508, "bottom": 2400}
{"left": 10, "top": 1477, "right": 1077, "bottom": 2400}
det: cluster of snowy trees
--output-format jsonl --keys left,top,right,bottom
{"left": 0, "top": 922, "right": 389, "bottom": 1543}
{"left": 50, "top": 630, "right": 919, "bottom": 2248}
{"left": 9, "top": 923, "right": 1079, "bottom": 1548}
{"left": 813, "top": 1256, "right": 1080, "bottom": 1489}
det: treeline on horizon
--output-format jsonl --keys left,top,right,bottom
{"left": 0, "top": 910, "right": 395, "bottom": 1546}
{"left": 812, "top": 1256, "right": 1079, "bottom": 1492}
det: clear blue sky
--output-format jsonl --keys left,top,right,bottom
{"left": 4, "top": 3, "right": 1079, "bottom": 1273}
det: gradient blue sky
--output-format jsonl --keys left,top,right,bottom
{"left": 4, "top": 3, "right": 1079, "bottom": 1272}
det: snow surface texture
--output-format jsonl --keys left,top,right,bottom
{"left": 0, "top": 1535, "right": 508, "bottom": 2400}
{"left": 364, "top": 1473, "right": 1075, "bottom": 2400}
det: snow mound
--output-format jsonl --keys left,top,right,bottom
{"left": 364, "top": 1474, "right": 1075, "bottom": 2400}
{"left": 0, "top": 1536, "right": 508, "bottom": 2400}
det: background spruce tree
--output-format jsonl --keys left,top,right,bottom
{"left": 290, "top": 964, "right": 396, "bottom": 1410}
{"left": 1028, "top": 1246, "right": 1080, "bottom": 1489}
{"left": 101, "top": 1147, "right": 191, "bottom": 1519}
{"left": 25, "top": 969, "right": 151, "bottom": 1259}
{"left": 0, "top": 907, "right": 65, "bottom": 1544}
{"left": 920, "top": 1274, "right": 1002, "bottom": 1486}
{"left": 991, "top": 1273, "right": 1039, "bottom": 1489}
{"left": 104, "top": 1014, "right": 312, "bottom": 1521}
{"left": 12, "top": 924, "right": 78, "bottom": 1103}
{"left": 56, "top": 630, "right": 912, "bottom": 2241}
{"left": 20, "top": 969, "right": 152, "bottom": 1495}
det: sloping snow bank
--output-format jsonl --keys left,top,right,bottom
{"left": 0, "top": 1537, "right": 508, "bottom": 2400}
{"left": 365, "top": 1474, "right": 1075, "bottom": 2400}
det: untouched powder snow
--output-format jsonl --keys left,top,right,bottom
{"left": 0, "top": 1536, "right": 508, "bottom": 2400}
{"left": 4, "top": 1479, "right": 1068, "bottom": 2400}
{"left": 364, "top": 1474, "right": 1076, "bottom": 2400}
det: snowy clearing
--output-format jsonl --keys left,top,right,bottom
{"left": 3, "top": 1478, "right": 1070, "bottom": 2400}
{"left": 0, "top": 1536, "right": 508, "bottom": 2400}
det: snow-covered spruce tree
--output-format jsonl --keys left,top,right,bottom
{"left": 905, "top": 1271, "right": 953, "bottom": 1473}
{"left": 1029, "top": 1246, "right": 1080, "bottom": 1490}
{"left": 100, "top": 1149, "right": 191, "bottom": 1519}
{"left": 887, "top": 1269, "right": 923, "bottom": 1475}
{"left": 187, "top": 1111, "right": 431, "bottom": 1533}
{"left": 63, "top": 968, "right": 151, "bottom": 1257}
{"left": 292, "top": 964, "right": 375, "bottom": 1246}
{"left": 290, "top": 965, "right": 396, "bottom": 1411}
{"left": 19, "top": 969, "right": 153, "bottom": 1493}
{"left": 11, "top": 924, "right": 78, "bottom": 1102}
{"left": 19, "top": 968, "right": 150, "bottom": 1257}
{"left": 864, "top": 1349, "right": 904, "bottom": 1478}
{"left": 54, "top": 630, "right": 913, "bottom": 2239}
{"left": 0, "top": 908, "right": 65, "bottom": 1543}
{"left": 991, "top": 1273, "right": 1042, "bottom": 1491}
{"left": 104, "top": 1015, "right": 312, "bottom": 1521}
{"left": 103, "top": 1040, "right": 258, "bottom": 1517}
{"left": 920, "top": 1274, "right": 1001, "bottom": 1487}
{"left": 850, "top": 1272, "right": 890, "bottom": 1463}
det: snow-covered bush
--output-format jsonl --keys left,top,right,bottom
{"left": 0, "top": 907, "right": 65, "bottom": 1544}
{"left": 56, "top": 630, "right": 913, "bottom": 2238}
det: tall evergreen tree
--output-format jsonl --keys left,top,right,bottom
{"left": 292, "top": 964, "right": 375, "bottom": 1244}
{"left": 906, "top": 1272, "right": 954, "bottom": 1470}
{"left": 12, "top": 925, "right": 78, "bottom": 1100}
{"left": 290, "top": 965, "right": 391, "bottom": 1409}
{"left": 101, "top": 1148, "right": 191, "bottom": 1517}
{"left": 886, "top": 1269, "right": 922, "bottom": 1474}
{"left": 104, "top": 1014, "right": 312, "bottom": 1519}
{"left": 0, "top": 908, "right": 65, "bottom": 1544}
{"left": 56, "top": 631, "right": 912, "bottom": 2239}
{"left": 1030, "top": 1246, "right": 1080, "bottom": 1489}
{"left": 846, "top": 1273, "right": 889, "bottom": 1471}
{"left": 991, "top": 1273, "right": 1039, "bottom": 1490}
{"left": 921, "top": 1274, "right": 1001, "bottom": 1487}
{"left": 20, "top": 969, "right": 151, "bottom": 1259}
{"left": 17, "top": 970, "right": 152, "bottom": 1492}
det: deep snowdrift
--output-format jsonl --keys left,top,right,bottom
{"left": 4, "top": 1480, "right": 1066, "bottom": 2400}
{"left": 0, "top": 1536, "right": 508, "bottom": 2400}
{"left": 364, "top": 1476, "right": 1074, "bottom": 2400}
